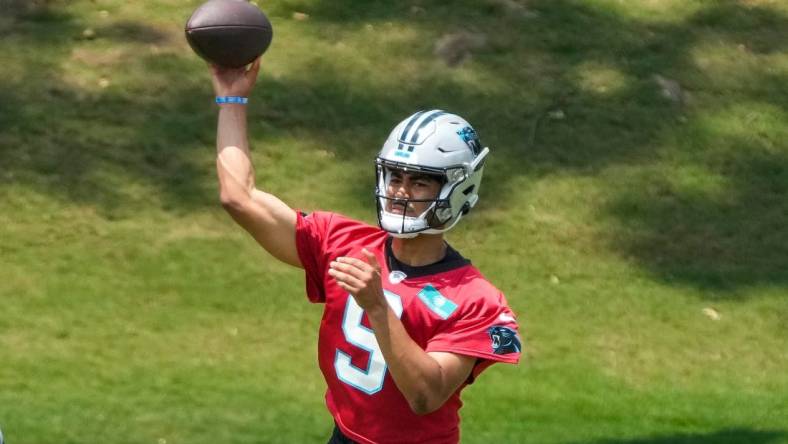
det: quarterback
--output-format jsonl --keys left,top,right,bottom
{"left": 210, "top": 59, "right": 521, "bottom": 444}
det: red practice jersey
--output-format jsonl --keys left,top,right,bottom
{"left": 295, "top": 211, "right": 521, "bottom": 444}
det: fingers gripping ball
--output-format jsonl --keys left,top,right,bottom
{"left": 185, "top": 0, "right": 273, "bottom": 68}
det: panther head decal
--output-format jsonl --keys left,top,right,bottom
{"left": 488, "top": 326, "right": 521, "bottom": 355}
{"left": 456, "top": 126, "right": 482, "bottom": 155}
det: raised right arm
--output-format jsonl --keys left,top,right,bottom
{"left": 211, "top": 60, "right": 302, "bottom": 268}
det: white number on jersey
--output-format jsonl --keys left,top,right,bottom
{"left": 334, "top": 290, "right": 403, "bottom": 394}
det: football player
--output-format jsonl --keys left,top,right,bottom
{"left": 210, "top": 59, "right": 521, "bottom": 444}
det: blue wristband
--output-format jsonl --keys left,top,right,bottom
{"left": 215, "top": 96, "right": 248, "bottom": 105}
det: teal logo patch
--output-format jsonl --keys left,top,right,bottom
{"left": 417, "top": 284, "right": 457, "bottom": 319}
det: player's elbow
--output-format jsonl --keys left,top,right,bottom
{"left": 407, "top": 399, "right": 432, "bottom": 416}
{"left": 407, "top": 394, "right": 443, "bottom": 416}
{"left": 219, "top": 190, "right": 250, "bottom": 214}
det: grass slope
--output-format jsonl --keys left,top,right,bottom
{"left": 1, "top": 0, "right": 786, "bottom": 443}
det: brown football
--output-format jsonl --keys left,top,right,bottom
{"left": 185, "top": 0, "right": 273, "bottom": 68}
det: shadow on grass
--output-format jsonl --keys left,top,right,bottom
{"left": 606, "top": 139, "right": 788, "bottom": 292}
{"left": 571, "top": 428, "right": 787, "bottom": 444}
{"left": 0, "top": 0, "right": 786, "bottom": 292}
{"left": 95, "top": 20, "right": 171, "bottom": 44}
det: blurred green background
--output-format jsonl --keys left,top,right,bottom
{"left": 0, "top": 0, "right": 786, "bottom": 443}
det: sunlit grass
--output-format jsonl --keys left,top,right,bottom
{"left": 1, "top": 0, "right": 787, "bottom": 443}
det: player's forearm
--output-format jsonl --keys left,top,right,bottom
{"left": 366, "top": 305, "right": 450, "bottom": 415}
{"left": 216, "top": 104, "right": 256, "bottom": 204}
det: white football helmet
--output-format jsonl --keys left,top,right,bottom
{"left": 375, "top": 109, "right": 489, "bottom": 238}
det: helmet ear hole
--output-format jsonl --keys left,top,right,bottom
{"left": 462, "top": 185, "right": 475, "bottom": 196}
{"left": 433, "top": 208, "right": 452, "bottom": 224}
{"left": 434, "top": 201, "right": 452, "bottom": 223}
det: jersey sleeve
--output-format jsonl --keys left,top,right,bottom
{"left": 295, "top": 211, "right": 334, "bottom": 303}
{"left": 425, "top": 290, "right": 521, "bottom": 381}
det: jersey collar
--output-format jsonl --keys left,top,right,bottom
{"left": 384, "top": 236, "right": 470, "bottom": 279}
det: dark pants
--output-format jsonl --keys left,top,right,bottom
{"left": 327, "top": 423, "right": 357, "bottom": 444}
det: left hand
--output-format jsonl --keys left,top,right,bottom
{"left": 328, "top": 248, "right": 386, "bottom": 312}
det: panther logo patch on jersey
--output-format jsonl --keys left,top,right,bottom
{"left": 488, "top": 326, "right": 521, "bottom": 355}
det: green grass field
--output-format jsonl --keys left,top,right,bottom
{"left": 1, "top": 0, "right": 786, "bottom": 442}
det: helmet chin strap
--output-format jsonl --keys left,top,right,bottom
{"left": 378, "top": 203, "right": 466, "bottom": 238}
{"left": 379, "top": 210, "right": 430, "bottom": 238}
{"left": 384, "top": 213, "right": 464, "bottom": 238}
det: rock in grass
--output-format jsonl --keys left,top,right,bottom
{"left": 548, "top": 109, "right": 566, "bottom": 120}
{"left": 434, "top": 32, "right": 487, "bottom": 67}
{"left": 486, "top": 0, "right": 539, "bottom": 18}
{"left": 653, "top": 74, "right": 685, "bottom": 104}
{"left": 702, "top": 307, "right": 721, "bottom": 321}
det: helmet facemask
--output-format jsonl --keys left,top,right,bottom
{"left": 375, "top": 160, "right": 473, "bottom": 238}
